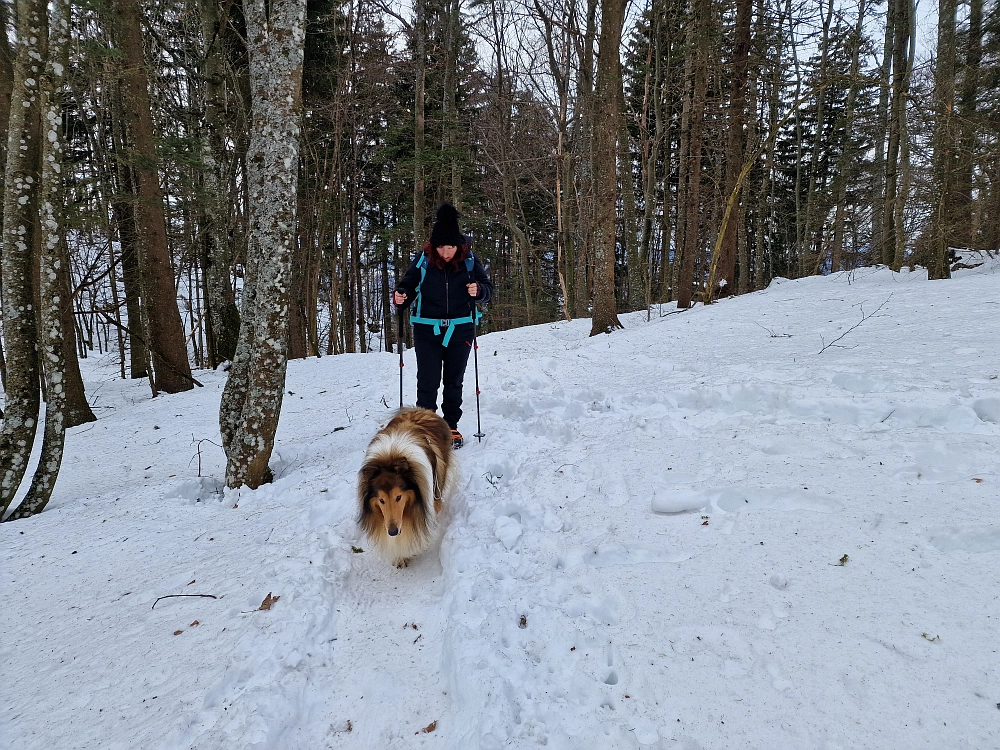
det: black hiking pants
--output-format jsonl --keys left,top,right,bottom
{"left": 413, "top": 323, "right": 474, "bottom": 430}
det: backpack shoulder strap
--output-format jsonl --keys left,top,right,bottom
{"left": 414, "top": 252, "right": 428, "bottom": 317}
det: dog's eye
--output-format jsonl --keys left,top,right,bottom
{"left": 379, "top": 498, "right": 385, "bottom": 504}
{"left": 395, "top": 495, "right": 402, "bottom": 502}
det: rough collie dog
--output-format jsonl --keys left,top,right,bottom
{"left": 357, "top": 408, "right": 458, "bottom": 567}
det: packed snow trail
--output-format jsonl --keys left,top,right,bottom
{"left": 3, "top": 259, "right": 1000, "bottom": 749}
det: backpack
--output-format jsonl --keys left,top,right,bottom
{"left": 409, "top": 253, "right": 482, "bottom": 345}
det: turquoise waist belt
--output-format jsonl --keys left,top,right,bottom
{"left": 410, "top": 310, "right": 481, "bottom": 345}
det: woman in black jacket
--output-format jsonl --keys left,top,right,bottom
{"left": 393, "top": 203, "right": 493, "bottom": 448}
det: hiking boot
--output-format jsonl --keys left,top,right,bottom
{"left": 450, "top": 429, "right": 464, "bottom": 449}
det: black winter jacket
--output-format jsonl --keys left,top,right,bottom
{"left": 396, "top": 251, "right": 493, "bottom": 323}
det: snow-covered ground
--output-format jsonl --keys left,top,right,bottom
{"left": 4, "top": 257, "right": 1000, "bottom": 750}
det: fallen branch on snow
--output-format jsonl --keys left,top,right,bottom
{"left": 817, "top": 295, "right": 891, "bottom": 355}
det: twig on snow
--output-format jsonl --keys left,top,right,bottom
{"left": 817, "top": 295, "right": 891, "bottom": 354}
{"left": 152, "top": 594, "right": 218, "bottom": 609}
{"left": 755, "top": 322, "right": 792, "bottom": 338}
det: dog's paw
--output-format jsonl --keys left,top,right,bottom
{"left": 394, "top": 558, "right": 410, "bottom": 568}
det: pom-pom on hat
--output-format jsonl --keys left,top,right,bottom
{"left": 429, "top": 202, "right": 466, "bottom": 248}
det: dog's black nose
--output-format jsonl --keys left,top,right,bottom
{"left": 388, "top": 526, "right": 400, "bottom": 536}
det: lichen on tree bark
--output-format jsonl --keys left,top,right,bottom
{"left": 219, "top": 0, "right": 306, "bottom": 490}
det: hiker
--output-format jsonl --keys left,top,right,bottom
{"left": 393, "top": 203, "right": 493, "bottom": 449}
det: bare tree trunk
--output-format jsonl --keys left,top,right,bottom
{"left": 108, "top": 82, "right": 148, "bottom": 379}
{"left": 351, "top": 170, "right": 366, "bottom": 353}
{"left": 882, "top": 0, "right": 910, "bottom": 267}
{"left": 413, "top": 0, "right": 427, "bottom": 252}
{"left": 7, "top": 0, "right": 71, "bottom": 520}
{"left": 201, "top": 0, "right": 240, "bottom": 366}
{"left": 574, "top": 0, "right": 598, "bottom": 320}
{"left": 676, "top": 0, "right": 708, "bottom": 310}
{"left": 717, "top": 0, "right": 751, "bottom": 295}
{"left": 802, "top": 0, "right": 833, "bottom": 276}
{"left": 219, "top": 0, "right": 306, "bottom": 490}
{"left": 673, "top": 35, "right": 693, "bottom": 304}
{"left": 589, "top": 0, "right": 625, "bottom": 334}
{"left": 829, "top": 0, "right": 867, "bottom": 273}
{"left": 929, "top": 0, "right": 956, "bottom": 280}
{"left": 619, "top": 75, "right": 643, "bottom": 311}
{"left": 0, "top": 0, "right": 13, "bottom": 235}
{"left": 534, "top": 0, "right": 574, "bottom": 320}
{"left": 872, "top": 0, "right": 894, "bottom": 264}
{"left": 891, "top": 0, "right": 915, "bottom": 272}
{"left": 113, "top": 0, "right": 194, "bottom": 393}
{"left": 58, "top": 232, "right": 97, "bottom": 427}
{"left": 954, "top": 0, "right": 981, "bottom": 248}
{"left": 1, "top": 0, "right": 45, "bottom": 516}
{"left": 637, "top": 20, "right": 658, "bottom": 309}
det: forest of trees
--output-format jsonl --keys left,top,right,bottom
{"left": 2, "top": 0, "right": 998, "bottom": 507}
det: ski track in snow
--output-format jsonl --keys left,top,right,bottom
{"left": 4, "top": 260, "right": 1000, "bottom": 750}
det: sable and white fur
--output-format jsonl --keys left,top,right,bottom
{"left": 357, "top": 408, "right": 458, "bottom": 567}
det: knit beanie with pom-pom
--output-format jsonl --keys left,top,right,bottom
{"left": 429, "top": 202, "right": 466, "bottom": 247}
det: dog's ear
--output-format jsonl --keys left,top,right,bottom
{"left": 359, "top": 463, "right": 379, "bottom": 486}
{"left": 392, "top": 457, "right": 410, "bottom": 475}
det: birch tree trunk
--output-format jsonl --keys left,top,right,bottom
{"left": 0, "top": 0, "right": 45, "bottom": 516}
{"left": 6, "top": 0, "right": 70, "bottom": 520}
{"left": 589, "top": 0, "right": 625, "bottom": 335}
{"left": 219, "top": 0, "right": 306, "bottom": 490}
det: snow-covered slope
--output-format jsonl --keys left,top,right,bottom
{"left": 4, "top": 258, "right": 1000, "bottom": 749}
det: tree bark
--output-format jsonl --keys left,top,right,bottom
{"left": 0, "top": 1, "right": 15, "bottom": 389}
{"left": 717, "top": 0, "right": 751, "bottom": 295}
{"left": 1, "top": 0, "right": 45, "bottom": 516}
{"left": 620, "top": 74, "right": 644, "bottom": 312}
{"left": 675, "top": 0, "right": 708, "bottom": 310}
{"left": 891, "top": 0, "right": 916, "bottom": 272}
{"left": 953, "top": 0, "right": 981, "bottom": 248}
{"left": 0, "top": 0, "right": 13, "bottom": 222}
{"left": 7, "top": 0, "right": 71, "bottom": 520}
{"left": 872, "top": 0, "right": 894, "bottom": 265}
{"left": 108, "top": 82, "right": 148, "bottom": 379}
{"left": 219, "top": 0, "right": 306, "bottom": 490}
{"left": 589, "top": 0, "right": 625, "bottom": 335}
{"left": 882, "top": 0, "right": 910, "bottom": 268}
{"left": 802, "top": 0, "right": 834, "bottom": 276}
{"left": 57, "top": 230, "right": 97, "bottom": 428}
{"left": 113, "top": 0, "right": 194, "bottom": 393}
{"left": 413, "top": 0, "right": 427, "bottom": 252}
{"left": 928, "top": 0, "right": 957, "bottom": 279}
{"left": 201, "top": 0, "right": 240, "bottom": 367}
{"left": 829, "top": 0, "right": 867, "bottom": 273}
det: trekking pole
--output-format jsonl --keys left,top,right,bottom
{"left": 471, "top": 301, "right": 484, "bottom": 442}
{"left": 397, "top": 306, "right": 405, "bottom": 410}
